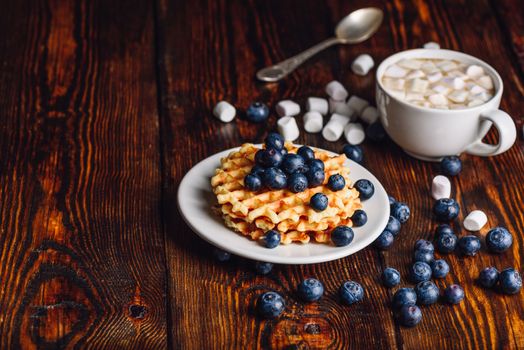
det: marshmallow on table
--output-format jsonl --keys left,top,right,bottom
{"left": 466, "top": 65, "right": 484, "bottom": 79}
{"left": 351, "top": 54, "right": 374, "bottom": 76}
{"left": 423, "top": 41, "right": 440, "bottom": 49}
{"left": 330, "top": 99, "right": 356, "bottom": 118}
{"left": 431, "top": 175, "right": 451, "bottom": 200}
{"left": 347, "top": 95, "right": 369, "bottom": 116}
{"left": 325, "top": 80, "right": 348, "bottom": 101}
{"left": 360, "top": 106, "right": 380, "bottom": 124}
{"left": 306, "top": 97, "right": 329, "bottom": 115}
{"left": 344, "top": 123, "right": 365, "bottom": 145}
{"left": 322, "top": 113, "right": 350, "bottom": 141}
{"left": 213, "top": 101, "right": 236, "bottom": 122}
{"left": 384, "top": 65, "right": 408, "bottom": 78}
{"left": 303, "top": 111, "right": 323, "bottom": 133}
{"left": 463, "top": 210, "right": 488, "bottom": 231}
{"left": 276, "top": 100, "right": 300, "bottom": 117}
{"left": 277, "top": 116, "right": 300, "bottom": 141}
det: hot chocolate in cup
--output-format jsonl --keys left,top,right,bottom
{"left": 376, "top": 49, "right": 517, "bottom": 161}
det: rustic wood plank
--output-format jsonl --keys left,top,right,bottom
{"left": 0, "top": 0, "right": 167, "bottom": 348}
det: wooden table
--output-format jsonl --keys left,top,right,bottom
{"left": 0, "top": 0, "right": 522, "bottom": 348}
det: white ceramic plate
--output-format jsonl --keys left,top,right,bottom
{"left": 177, "top": 145, "right": 390, "bottom": 264}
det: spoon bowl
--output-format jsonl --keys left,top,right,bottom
{"left": 335, "top": 7, "right": 384, "bottom": 43}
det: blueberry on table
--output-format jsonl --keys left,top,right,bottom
{"left": 385, "top": 216, "right": 401, "bottom": 236}
{"left": 413, "top": 249, "right": 434, "bottom": 264}
{"left": 263, "top": 230, "right": 281, "bottom": 249}
{"left": 264, "top": 132, "right": 284, "bottom": 150}
{"left": 388, "top": 195, "right": 396, "bottom": 206}
{"left": 498, "top": 268, "right": 522, "bottom": 294}
{"left": 297, "top": 278, "right": 324, "bottom": 302}
{"left": 458, "top": 235, "right": 481, "bottom": 256}
{"left": 305, "top": 168, "right": 325, "bottom": 187}
{"left": 246, "top": 102, "right": 269, "bottom": 123}
{"left": 339, "top": 281, "right": 364, "bottom": 305}
{"left": 415, "top": 281, "right": 440, "bottom": 305}
{"left": 391, "top": 201, "right": 410, "bottom": 223}
{"left": 354, "top": 179, "right": 374, "bottom": 199}
{"left": 382, "top": 267, "right": 401, "bottom": 288}
{"left": 366, "top": 121, "right": 386, "bottom": 142}
{"left": 374, "top": 230, "right": 395, "bottom": 250}
{"left": 444, "top": 284, "right": 465, "bottom": 304}
{"left": 414, "top": 239, "right": 435, "bottom": 253}
{"left": 255, "top": 261, "right": 274, "bottom": 275}
{"left": 310, "top": 193, "right": 328, "bottom": 212}
{"left": 331, "top": 226, "right": 354, "bottom": 247}
{"left": 392, "top": 288, "right": 417, "bottom": 309}
{"left": 342, "top": 144, "right": 363, "bottom": 163}
{"left": 328, "top": 174, "right": 346, "bottom": 191}
{"left": 397, "top": 305, "right": 422, "bottom": 327}
{"left": 485, "top": 227, "right": 513, "bottom": 253}
{"left": 430, "top": 259, "right": 450, "bottom": 279}
{"left": 280, "top": 154, "right": 307, "bottom": 174}
{"left": 435, "top": 232, "right": 458, "bottom": 254}
{"left": 297, "top": 146, "right": 315, "bottom": 161}
{"left": 478, "top": 267, "right": 499, "bottom": 288}
{"left": 257, "top": 291, "right": 285, "bottom": 319}
{"left": 287, "top": 173, "right": 308, "bottom": 193}
{"left": 263, "top": 167, "right": 287, "bottom": 190}
{"left": 244, "top": 173, "right": 262, "bottom": 191}
{"left": 351, "top": 209, "right": 367, "bottom": 227}
{"left": 433, "top": 198, "right": 460, "bottom": 221}
{"left": 435, "top": 223, "right": 454, "bottom": 237}
{"left": 440, "top": 156, "right": 462, "bottom": 176}
{"left": 307, "top": 159, "right": 324, "bottom": 171}
{"left": 213, "top": 248, "right": 231, "bottom": 262}
{"left": 257, "top": 148, "right": 283, "bottom": 168}
{"left": 410, "top": 262, "right": 432, "bottom": 283}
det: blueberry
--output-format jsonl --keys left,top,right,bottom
{"left": 366, "top": 121, "right": 386, "bottom": 142}
{"left": 478, "top": 267, "right": 499, "bottom": 288}
{"left": 382, "top": 267, "right": 401, "bottom": 288}
{"left": 331, "top": 226, "right": 354, "bottom": 247}
{"left": 263, "top": 167, "right": 287, "bottom": 190}
{"left": 342, "top": 144, "right": 363, "bottom": 163}
{"left": 414, "top": 239, "right": 435, "bottom": 253}
{"left": 391, "top": 202, "right": 410, "bottom": 223}
{"left": 244, "top": 173, "right": 263, "bottom": 191}
{"left": 297, "top": 278, "right": 324, "bottom": 302}
{"left": 385, "top": 216, "right": 401, "bottom": 236}
{"left": 213, "top": 248, "right": 231, "bottom": 262}
{"left": 440, "top": 156, "right": 462, "bottom": 176}
{"left": 351, "top": 210, "right": 367, "bottom": 227}
{"left": 297, "top": 146, "right": 315, "bottom": 161}
{"left": 458, "top": 235, "right": 481, "bottom": 256}
{"left": 415, "top": 281, "right": 440, "bottom": 305}
{"left": 388, "top": 195, "right": 396, "bottom": 206}
{"left": 255, "top": 261, "right": 274, "bottom": 275}
{"left": 257, "top": 148, "right": 283, "bottom": 168}
{"left": 339, "top": 281, "right": 364, "bottom": 305}
{"left": 264, "top": 230, "right": 281, "bottom": 249}
{"left": 435, "top": 232, "right": 458, "bottom": 254}
{"left": 280, "top": 147, "right": 288, "bottom": 156}
{"left": 287, "top": 173, "right": 308, "bottom": 193}
{"left": 246, "top": 102, "right": 269, "bottom": 123}
{"left": 308, "top": 159, "right": 324, "bottom": 171}
{"left": 257, "top": 291, "right": 285, "bottom": 319}
{"left": 485, "top": 227, "right": 513, "bottom": 253}
{"left": 374, "top": 230, "right": 395, "bottom": 250}
{"left": 328, "top": 174, "right": 346, "bottom": 191}
{"left": 435, "top": 224, "right": 454, "bottom": 237}
{"left": 305, "top": 168, "right": 325, "bottom": 187}
{"left": 498, "top": 268, "right": 522, "bottom": 294}
{"left": 264, "top": 132, "right": 284, "bottom": 150}
{"left": 397, "top": 305, "right": 422, "bottom": 327}
{"left": 354, "top": 179, "right": 374, "bottom": 199}
{"left": 280, "top": 154, "right": 307, "bottom": 174}
{"left": 413, "top": 250, "right": 434, "bottom": 264}
{"left": 310, "top": 193, "right": 328, "bottom": 212}
{"left": 444, "top": 284, "right": 465, "bottom": 304}
{"left": 392, "top": 288, "right": 417, "bottom": 309}
{"left": 430, "top": 259, "right": 450, "bottom": 279}
{"left": 410, "top": 262, "right": 432, "bottom": 283}
{"left": 433, "top": 198, "right": 460, "bottom": 221}
{"left": 250, "top": 165, "right": 265, "bottom": 177}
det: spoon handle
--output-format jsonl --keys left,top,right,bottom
{"left": 256, "top": 37, "right": 341, "bottom": 82}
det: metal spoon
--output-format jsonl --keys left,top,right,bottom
{"left": 256, "top": 8, "right": 384, "bottom": 82}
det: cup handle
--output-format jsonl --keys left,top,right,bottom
{"left": 464, "top": 109, "right": 517, "bottom": 156}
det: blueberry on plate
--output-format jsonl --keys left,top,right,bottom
{"left": 391, "top": 202, "right": 410, "bottom": 223}
{"left": 310, "top": 193, "right": 328, "bottom": 212}
{"left": 257, "top": 148, "right": 283, "bottom": 168}
{"left": 280, "top": 147, "right": 288, "bottom": 156}
{"left": 485, "top": 227, "right": 513, "bottom": 253}
{"left": 305, "top": 168, "right": 325, "bottom": 187}
{"left": 254, "top": 261, "right": 274, "bottom": 275}
{"left": 287, "top": 173, "right": 308, "bottom": 193}
{"left": 250, "top": 165, "right": 265, "bottom": 177}
{"left": 339, "top": 281, "right": 364, "bottom": 305}
{"left": 354, "top": 179, "right": 374, "bottom": 199}
{"left": 342, "top": 144, "right": 363, "bottom": 163}
{"left": 297, "top": 278, "right": 324, "bottom": 302}
{"left": 246, "top": 102, "right": 269, "bottom": 123}
{"left": 397, "top": 305, "right": 422, "bottom": 327}
{"left": 388, "top": 195, "right": 396, "bottom": 206}
{"left": 213, "top": 248, "right": 231, "bottom": 262}
{"left": 430, "top": 259, "right": 450, "bottom": 279}
{"left": 331, "top": 226, "right": 354, "bottom": 247}
{"left": 435, "top": 224, "right": 454, "bottom": 237}
{"left": 351, "top": 209, "right": 367, "bottom": 227}
{"left": 413, "top": 249, "right": 434, "bottom": 264}
{"left": 263, "top": 230, "right": 281, "bottom": 249}
{"left": 498, "top": 268, "right": 522, "bottom": 294}
{"left": 414, "top": 239, "right": 435, "bottom": 253}
{"left": 328, "top": 174, "right": 346, "bottom": 191}
{"left": 366, "top": 121, "right": 386, "bottom": 142}
{"left": 374, "top": 230, "right": 395, "bottom": 250}
{"left": 433, "top": 198, "right": 460, "bottom": 221}
{"left": 308, "top": 159, "right": 325, "bottom": 171}
{"left": 257, "top": 291, "right": 285, "bottom": 319}
{"left": 385, "top": 216, "right": 401, "bottom": 236}
{"left": 280, "top": 154, "right": 307, "bottom": 174}
{"left": 458, "top": 235, "right": 481, "bottom": 256}
{"left": 444, "top": 284, "right": 465, "bottom": 304}
{"left": 244, "top": 173, "right": 263, "bottom": 191}
{"left": 297, "top": 146, "right": 316, "bottom": 161}
{"left": 415, "top": 280, "right": 440, "bottom": 305}
{"left": 440, "top": 156, "right": 462, "bottom": 176}
{"left": 382, "top": 267, "right": 401, "bottom": 288}
{"left": 435, "top": 232, "right": 458, "bottom": 254}
{"left": 410, "top": 262, "right": 432, "bottom": 283}
{"left": 392, "top": 288, "right": 417, "bottom": 309}
{"left": 263, "top": 167, "right": 287, "bottom": 190}
{"left": 478, "top": 267, "right": 499, "bottom": 288}
{"left": 264, "top": 132, "right": 284, "bottom": 150}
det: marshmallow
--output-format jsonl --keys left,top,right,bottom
{"left": 382, "top": 77, "right": 405, "bottom": 90}
{"left": 441, "top": 77, "right": 465, "bottom": 90}
{"left": 406, "top": 70, "right": 425, "bottom": 79}
{"left": 463, "top": 210, "right": 488, "bottom": 231}
{"left": 306, "top": 97, "right": 329, "bottom": 115}
{"left": 427, "top": 71, "right": 443, "bottom": 83}
{"left": 468, "top": 99, "right": 484, "bottom": 107}
{"left": 431, "top": 175, "right": 451, "bottom": 200}
{"left": 448, "top": 70, "right": 469, "bottom": 80}
{"left": 322, "top": 113, "right": 350, "bottom": 141}
{"left": 406, "top": 92, "right": 425, "bottom": 101}
{"left": 277, "top": 116, "right": 300, "bottom": 141}
{"left": 432, "top": 84, "right": 451, "bottom": 95}
{"left": 344, "top": 123, "right": 366, "bottom": 145}
{"left": 406, "top": 78, "right": 429, "bottom": 93}
{"left": 276, "top": 100, "right": 300, "bottom": 117}
{"left": 466, "top": 65, "right": 484, "bottom": 79}
{"left": 330, "top": 99, "right": 356, "bottom": 118}
{"left": 468, "top": 84, "right": 486, "bottom": 95}
{"left": 428, "top": 94, "right": 448, "bottom": 106}
{"left": 398, "top": 59, "right": 423, "bottom": 70}
{"left": 471, "top": 91, "right": 492, "bottom": 102}
{"left": 351, "top": 54, "right": 374, "bottom": 76}
{"left": 347, "top": 95, "right": 369, "bottom": 115}
{"left": 384, "top": 65, "right": 408, "bottom": 78}
{"left": 360, "top": 106, "right": 380, "bottom": 124}
{"left": 448, "top": 90, "right": 468, "bottom": 103}
{"left": 423, "top": 42, "right": 440, "bottom": 49}
{"left": 477, "top": 75, "right": 494, "bottom": 90}
{"left": 437, "top": 60, "right": 458, "bottom": 72}
{"left": 303, "top": 111, "right": 323, "bottom": 133}
{"left": 325, "top": 80, "right": 348, "bottom": 101}
{"left": 421, "top": 61, "right": 438, "bottom": 73}
{"left": 213, "top": 101, "right": 236, "bottom": 122}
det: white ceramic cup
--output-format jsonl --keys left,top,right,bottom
{"left": 376, "top": 49, "right": 517, "bottom": 161}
